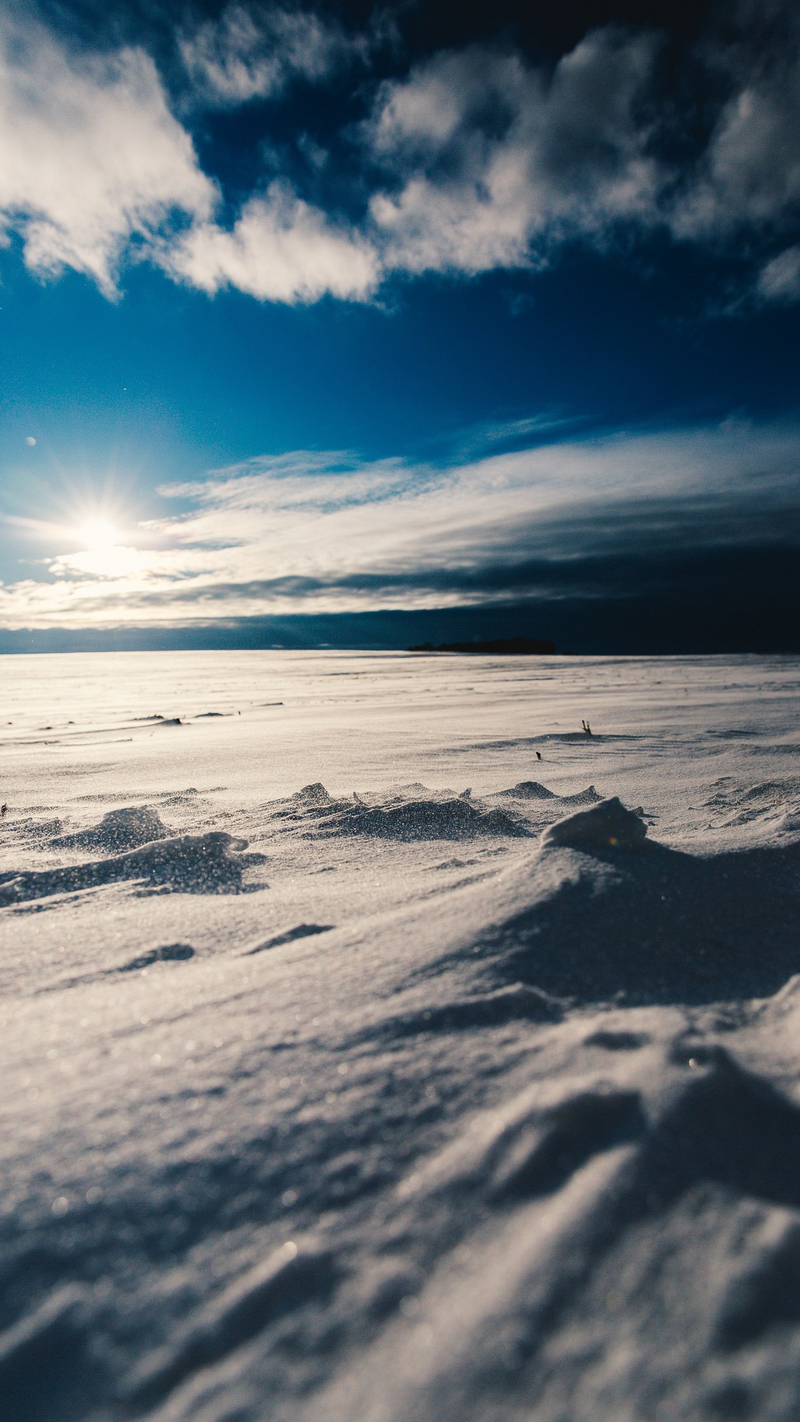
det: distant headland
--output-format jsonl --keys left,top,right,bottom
{"left": 408, "top": 636, "right": 556, "bottom": 655}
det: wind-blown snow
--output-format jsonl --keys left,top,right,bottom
{"left": 1, "top": 650, "right": 800, "bottom": 1421}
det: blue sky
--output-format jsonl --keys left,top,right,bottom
{"left": 1, "top": 0, "right": 799, "bottom": 651}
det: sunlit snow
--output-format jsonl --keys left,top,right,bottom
{"left": 1, "top": 650, "right": 800, "bottom": 1421}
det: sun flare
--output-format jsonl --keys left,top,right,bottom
{"left": 78, "top": 517, "right": 120, "bottom": 552}
{"left": 64, "top": 513, "right": 145, "bottom": 578}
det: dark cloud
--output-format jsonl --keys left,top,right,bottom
{"left": 115, "top": 539, "right": 798, "bottom": 610}
{"left": 1, "top": 541, "right": 797, "bottom": 654}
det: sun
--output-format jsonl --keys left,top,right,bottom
{"left": 66, "top": 514, "right": 141, "bottom": 577}
{"left": 78, "top": 517, "right": 121, "bottom": 552}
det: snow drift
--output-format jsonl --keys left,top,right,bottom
{"left": 1, "top": 649, "right": 799, "bottom": 1422}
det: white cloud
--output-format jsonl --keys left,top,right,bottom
{"left": 362, "top": 19, "right": 800, "bottom": 282}
{"left": 0, "top": 14, "right": 214, "bottom": 294}
{"left": 2, "top": 420, "right": 799, "bottom": 628}
{"left": 162, "top": 181, "right": 379, "bottom": 302}
{"left": 362, "top": 14, "right": 800, "bottom": 285}
{"left": 0, "top": 11, "right": 375, "bottom": 305}
{"left": 179, "top": 4, "right": 367, "bottom": 106}
{"left": 365, "top": 30, "right": 662, "bottom": 276}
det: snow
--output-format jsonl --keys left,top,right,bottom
{"left": 1, "top": 650, "right": 800, "bottom": 1420}
{"left": 540, "top": 795, "right": 647, "bottom": 848}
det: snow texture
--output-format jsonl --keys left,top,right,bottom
{"left": 1, "top": 649, "right": 800, "bottom": 1421}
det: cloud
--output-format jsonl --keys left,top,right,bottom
{"left": 2, "top": 420, "right": 799, "bottom": 629}
{"left": 2, "top": 6, "right": 800, "bottom": 305}
{"left": 363, "top": 10, "right": 800, "bottom": 283}
{"left": 756, "top": 243, "right": 800, "bottom": 302}
{"left": 162, "top": 181, "right": 379, "bottom": 302}
{"left": 669, "top": 39, "right": 800, "bottom": 239}
{"left": 0, "top": 9, "right": 374, "bottom": 304}
{"left": 365, "top": 29, "right": 662, "bottom": 276}
{"left": 0, "top": 13, "right": 214, "bottom": 294}
{"left": 178, "top": 4, "right": 368, "bottom": 106}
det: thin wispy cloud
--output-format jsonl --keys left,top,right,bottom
{"left": 1, "top": 3, "right": 799, "bottom": 304}
{"left": 756, "top": 244, "right": 800, "bottom": 303}
{"left": 3, "top": 420, "right": 799, "bottom": 628}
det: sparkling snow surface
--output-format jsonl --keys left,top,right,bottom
{"left": 2, "top": 650, "right": 800, "bottom": 1422}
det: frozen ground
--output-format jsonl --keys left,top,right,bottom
{"left": 1, "top": 649, "right": 800, "bottom": 1422}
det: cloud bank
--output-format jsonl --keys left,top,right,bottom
{"left": 2, "top": 420, "right": 799, "bottom": 629}
{"left": 1, "top": 3, "right": 800, "bottom": 303}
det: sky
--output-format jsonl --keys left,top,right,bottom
{"left": 1, "top": 0, "right": 799, "bottom": 653}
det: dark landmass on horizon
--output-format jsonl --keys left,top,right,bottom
{"left": 409, "top": 638, "right": 557, "bottom": 655}
{"left": 2, "top": 599, "right": 798, "bottom": 658}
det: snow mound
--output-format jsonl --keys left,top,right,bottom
{"left": 625, "top": 1047, "right": 800, "bottom": 1216}
{"left": 494, "top": 782, "right": 600, "bottom": 806}
{"left": 704, "top": 777, "right": 800, "bottom": 828}
{"left": 0, "top": 833, "right": 265, "bottom": 904}
{"left": 542, "top": 796, "right": 647, "bottom": 851}
{"left": 399, "top": 1077, "right": 642, "bottom": 1208}
{"left": 317, "top": 797, "right": 530, "bottom": 841}
{"left": 558, "top": 784, "right": 602, "bottom": 805}
{"left": 496, "top": 781, "right": 557, "bottom": 800}
{"left": 0, "top": 815, "right": 64, "bottom": 842}
{"left": 481, "top": 834, "right": 800, "bottom": 1004}
{"left": 295, "top": 783, "right": 334, "bottom": 805}
{"left": 51, "top": 805, "right": 170, "bottom": 852}
{"left": 271, "top": 783, "right": 342, "bottom": 823}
